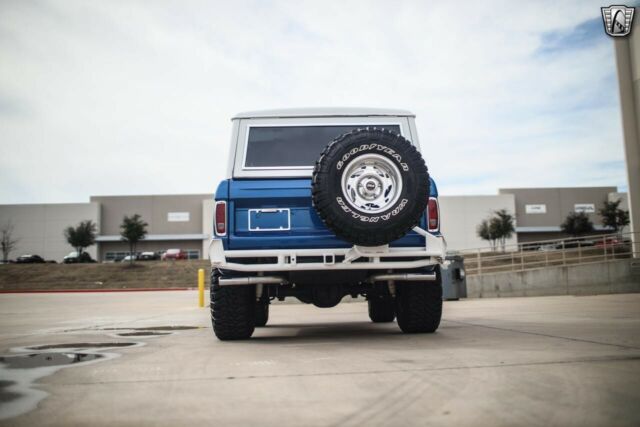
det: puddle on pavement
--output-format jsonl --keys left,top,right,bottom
{"left": 27, "top": 342, "right": 136, "bottom": 351}
{"left": 0, "top": 343, "right": 134, "bottom": 420}
{"left": 102, "top": 326, "right": 200, "bottom": 331}
{"left": 0, "top": 381, "right": 20, "bottom": 403}
{"left": 116, "top": 332, "right": 170, "bottom": 337}
{"left": 0, "top": 346, "right": 122, "bottom": 421}
{"left": 0, "top": 353, "right": 103, "bottom": 369}
{"left": 1, "top": 326, "right": 197, "bottom": 421}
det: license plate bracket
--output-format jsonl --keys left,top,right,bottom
{"left": 248, "top": 208, "right": 291, "bottom": 231}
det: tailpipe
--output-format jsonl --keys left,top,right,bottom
{"left": 368, "top": 273, "right": 437, "bottom": 282}
{"left": 218, "top": 276, "right": 288, "bottom": 286}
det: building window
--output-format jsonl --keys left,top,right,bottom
{"left": 574, "top": 203, "right": 595, "bottom": 213}
{"left": 185, "top": 250, "right": 200, "bottom": 260}
{"left": 525, "top": 204, "right": 547, "bottom": 214}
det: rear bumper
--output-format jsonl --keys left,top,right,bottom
{"left": 209, "top": 227, "right": 446, "bottom": 272}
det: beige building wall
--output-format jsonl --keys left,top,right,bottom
{"left": 89, "top": 194, "right": 211, "bottom": 260}
{"left": 499, "top": 187, "right": 617, "bottom": 229}
{"left": 615, "top": 27, "right": 640, "bottom": 257}
{"left": 608, "top": 192, "right": 629, "bottom": 210}
{"left": 439, "top": 194, "right": 517, "bottom": 251}
{"left": 0, "top": 203, "right": 100, "bottom": 261}
{"left": 90, "top": 194, "right": 210, "bottom": 236}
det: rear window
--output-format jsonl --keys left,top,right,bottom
{"left": 244, "top": 125, "right": 401, "bottom": 168}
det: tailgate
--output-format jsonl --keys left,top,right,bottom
{"left": 226, "top": 178, "right": 426, "bottom": 250}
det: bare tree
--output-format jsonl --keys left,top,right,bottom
{"left": 1, "top": 221, "right": 19, "bottom": 262}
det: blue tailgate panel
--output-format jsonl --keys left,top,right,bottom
{"left": 220, "top": 178, "right": 438, "bottom": 250}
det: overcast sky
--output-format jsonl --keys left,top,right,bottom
{"left": 0, "top": 0, "right": 629, "bottom": 204}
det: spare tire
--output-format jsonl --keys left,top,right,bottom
{"left": 312, "top": 128, "right": 429, "bottom": 246}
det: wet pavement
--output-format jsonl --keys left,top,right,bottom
{"left": 0, "top": 291, "right": 639, "bottom": 426}
{"left": 0, "top": 353, "right": 104, "bottom": 369}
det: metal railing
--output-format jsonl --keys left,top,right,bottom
{"left": 458, "top": 231, "right": 639, "bottom": 276}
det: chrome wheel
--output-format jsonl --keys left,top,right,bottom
{"left": 340, "top": 154, "right": 403, "bottom": 214}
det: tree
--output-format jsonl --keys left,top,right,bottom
{"left": 477, "top": 219, "right": 498, "bottom": 251}
{"left": 560, "top": 212, "right": 594, "bottom": 237}
{"left": 599, "top": 199, "right": 630, "bottom": 234}
{"left": 64, "top": 220, "right": 97, "bottom": 259}
{"left": 1, "top": 221, "right": 19, "bottom": 262}
{"left": 493, "top": 209, "right": 515, "bottom": 252}
{"left": 477, "top": 209, "right": 516, "bottom": 251}
{"left": 120, "top": 214, "right": 148, "bottom": 264}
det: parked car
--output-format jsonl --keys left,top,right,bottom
{"left": 63, "top": 251, "right": 96, "bottom": 264}
{"left": 537, "top": 244, "right": 559, "bottom": 252}
{"left": 121, "top": 254, "right": 140, "bottom": 262}
{"left": 208, "top": 108, "right": 446, "bottom": 340}
{"left": 139, "top": 251, "right": 160, "bottom": 261}
{"left": 594, "top": 237, "right": 628, "bottom": 248}
{"left": 15, "top": 254, "right": 46, "bottom": 264}
{"left": 564, "top": 240, "right": 595, "bottom": 249}
{"left": 594, "top": 238, "right": 631, "bottom": 254}
{"left": 161, "top": 249, "right": 187, "bottom": 260}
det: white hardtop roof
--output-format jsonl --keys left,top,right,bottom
{"left": 233, "top": 107, "right": 415, "bottom": 120}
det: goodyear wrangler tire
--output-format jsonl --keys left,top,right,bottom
{"left": 312, "top": 128, "right": 429, "bottom": 246}
{"left": 210, "top": 269, "right": 255, "bottom": 340}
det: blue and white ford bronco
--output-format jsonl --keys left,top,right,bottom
{"left": 209, "top": 108, "right": 446, "bottom": 340}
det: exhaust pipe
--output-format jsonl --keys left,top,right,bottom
{"left": 219, "top": 273, "right": 435, "bottom": 286}
{"left": 218, "top": 276, "right": 288, "bottom": 286}
{"left": 368, "top": 273, "right": 437, "bottom": 282}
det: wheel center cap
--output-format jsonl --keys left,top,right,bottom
{"left": 365, "top": 182, "right": 376, "bottom": 191}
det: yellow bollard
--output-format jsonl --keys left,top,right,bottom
{"left": 198, "top": 268, "right": 205, "bottom": 308}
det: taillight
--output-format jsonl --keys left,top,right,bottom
{"left": 427, "top": 197, "right": 439, "bottom": 232}
{"left": 215, "top": 201, "right": 227, "bottom": 236}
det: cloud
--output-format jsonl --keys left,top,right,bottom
{"left": 0, "top": 0, "right": 627, "bottom": 203}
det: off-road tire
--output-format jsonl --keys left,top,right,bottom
{"left": 395, "top": 270, "right": 442, "bottom": 333}
{"left": 210, "top": 269, "right": 255, "bottom": 340}
{"left": 254, "top": 299, "right": 269, "bottom": 327}
{"left": 368, "top": 296, "right": 396, "bottom": 322}
{"left": 312, "top": 128, "right": 429, "bottom": 246}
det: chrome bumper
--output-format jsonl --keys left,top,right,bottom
{"left": 208, "top": 227, "right": 446, "bottom": 272}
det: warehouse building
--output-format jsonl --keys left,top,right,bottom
{"left": 0, "top": 203, "right": 100, "bottom": 261}
{"left": 0, "top": 187, "right": 627, "bottom": 262}
{"left": 499, "top": 187, "right": 628, "bottom": 243}
{"left": 89, "top": 194, "right": 213, "bottom": 261}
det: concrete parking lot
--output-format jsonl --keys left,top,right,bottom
{"left": 0, "top": 291, "right": 639, "bottom": 427}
